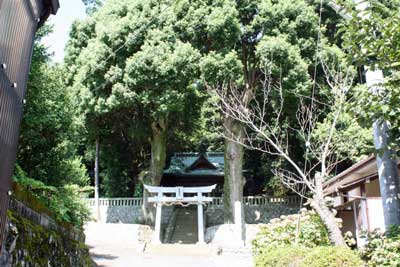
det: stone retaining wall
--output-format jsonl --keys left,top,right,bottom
{"left": 86, "top": 196, "right": 301, "bottom": 227}
{"left": 0, "top": 202, "right": 91, "bottom": 267}
{"left": 90, "top": 205, "right": 174, "bottom": 226}
{"left": 206, "top": 204, "right": 300, "bottom": 226}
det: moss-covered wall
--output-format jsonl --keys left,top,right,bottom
{"left": 1, "top": 211, "right": 91, "bottom": 267}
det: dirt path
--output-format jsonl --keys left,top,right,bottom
{"left": 85, "top": 222, "right": 254, "bottom": 267}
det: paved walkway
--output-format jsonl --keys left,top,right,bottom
{"left": 85, "top": 222, "right": 254, "bottom": 267}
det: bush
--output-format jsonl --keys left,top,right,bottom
{"left": 13, "top": 166, "right": 92, "bottom": 227}
{"left": 255, "top": 245, "right": 308, "bottom": 267}
{"left": 360, "top": 226, "right": 400, "bottom": 267}
{"left": 300, "top": 246, "right": 364, "bottom": 267}
{"left": 255, "top": 245, "right": 363, "bottom": 267}
{"left": 253, "top": 209, "right": 330, "bottom": 254}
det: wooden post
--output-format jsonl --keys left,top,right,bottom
{"left": 154, "top": 192, "right": 162, "bottom": 244}
{"left": 197, "top": 192, "right": 205, "bottom": 244}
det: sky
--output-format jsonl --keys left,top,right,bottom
{"left": 41, "top": 0, "right": 87, "bottom": 63}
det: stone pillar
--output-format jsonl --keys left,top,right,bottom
{"left": 154, "top": 192, "right": 162, "bottom": 244}
{"left": 234, "top": 201, "right": 245, "bottom": 245}
{"left": 197, "top": 192, "right": 205, "bottom": 244}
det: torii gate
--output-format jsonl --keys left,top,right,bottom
{"left": 144, "top": 184, "right": 216, "bottom": 244}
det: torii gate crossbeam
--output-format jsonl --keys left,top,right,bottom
{"left": 144, "top": 184, "right": 216, "bottom": 244}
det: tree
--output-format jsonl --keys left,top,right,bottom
{"left": 81, "top": 0, "right": 103, "bottom": 14}
{"left": 334, "top": 0, "right": 400, "bottom": 227}
{"left": 65, "top": 0, "right": 203, "bottom": 222}
{"left": 15, "top": 27, "right": 90, "bottom": 227}
{"left": 340, "top": 0, "right": 400, "bottom": 142}
{"left": 18, "top": 28, "right": 88, "bottom": 188}
{"left": 214, "top": 54, "right": 356, "bottom": 245}
{"left": 174, "top": 0, "right": 321, "bottom": 241}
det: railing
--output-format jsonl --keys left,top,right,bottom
{"left": 244, "top": 195, "right": 301, "bottom": 205}
{"left": 85, "top": 195, "right": 301, "bottom": 207}
{"left": 85, "top": 198, "right": 143, "bottom": 207}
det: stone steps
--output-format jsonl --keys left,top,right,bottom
{"left": 145, "top": 244, "right": 211, "bottom": 256}
{"left": 169, "top": 207, "right": 198, "bottom": 244}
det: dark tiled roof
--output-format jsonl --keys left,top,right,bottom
{"left": 164, "top": 152, "right": 224, "bottom": 176}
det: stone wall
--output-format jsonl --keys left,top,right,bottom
{"left": 90, "top": 205, "right": 174, "bottom": 226}
{"left": 95, "top": 206, "right": 143, "bottom": 224}
{"left": 86, "top": 196, "right": 301, "bottom": 229}
{"left": 0, "top": 211, "right": 91, "bottom": 267}
{"left": 206, "top": 204, "right": 300, "bottom": 226}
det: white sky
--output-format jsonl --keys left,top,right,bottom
{"left": 41, "top": 0, "right": 87, "bottom": 63}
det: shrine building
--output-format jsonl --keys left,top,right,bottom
{"left": 161, "top": 152, "right": 225, "bottom": 195}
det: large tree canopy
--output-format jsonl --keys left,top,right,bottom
{"left": 65, "top": 0, "right": 204, "bottom": 200}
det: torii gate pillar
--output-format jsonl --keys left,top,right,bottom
{"left": 197, "top": 192, "right": 205, "bottom": 244}
{"left": 154, "top": 192, "right": 163, "bottom": 244}
{"left": 144, "top": 184, "right": 216, "bottom": 244}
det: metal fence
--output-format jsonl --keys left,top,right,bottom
{"left": 84, "top": 195, "right": 302, "bottom": 207}
{"left": 0, "top": 0, "right": 59, "bottom": 250}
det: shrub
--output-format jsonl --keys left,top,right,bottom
{"left": 255, "top": 245, "right": 308, "bottom": 267}
{"left": 255, "top": 245, "right": 363, "bottom": 267}
{"left": 253, "top": 209, "right": 330, "bottom": 254}
{"left": 300, "top": 246, "right": 364, "bottom": 267}
{"left": 360, "top": 226, "right": 400, "bottom": 267}
{"left": 13, "top": 166, "right": 92, "bottom": 227}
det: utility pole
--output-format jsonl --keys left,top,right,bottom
{"left": 94, "top": 138, "right": 101, "bottom": 221}
{"left": 329, "top": 1, "right": 400, "bottom": 228}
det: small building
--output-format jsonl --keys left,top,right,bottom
{"left": 324, "top": 155, "right": 400, "bottom": 244}
{"left": 161, "top": 152, "right": 225, "bottom": 195}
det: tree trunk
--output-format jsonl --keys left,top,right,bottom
{"left": 142, "top": 119, "right": 167, "bottom": 224}
{"left": 373, "top": 121, "right": 400, "bottom": 227}
{"left": 223, "top": 116, "right": 245, "bottom": 242}
{"left": 94, "top": 138, "right": 100, "bottom": 221}
{"left": 149, "top": 119, "right": 167, "bottom": 186}
{"left": 312, "top": 173, "right": 346, "bottom": 246}
{"left": 311, "top": 197, "right": 347, "bottom": 246}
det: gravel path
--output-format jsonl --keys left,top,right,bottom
{"left": 85, "top": 222, "right": 254, "bottom": 267}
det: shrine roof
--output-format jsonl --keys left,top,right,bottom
{"left": 164, "top": 152, "right": 224, "bottom": 176}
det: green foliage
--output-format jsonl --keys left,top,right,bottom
{"left": 255, "top": 245, "right": 363, "bottom": 267}
{"left": 340, "top": 0, "right": 400, "bottom": 70}
{"left": 66, "top": 0, "right": 202, "bottom": 126}
{"left": 255, "top": 245, "right": 308, "bottom": 267}
{"left": 351, "top": 84, "right": 400, "bottom": 148}
{"left": 82, "top": 0, "right": 103, "bottom": 14}
{"left": 313, "top": 111, "right": 374, "bottom": 163}
{"left": 340, "top": 0, "right": 400, "bottom": 147}
{"left": 360, "top": 226, "right": 400, "bottom": 267}
{"left": 300, "top": 246, "right": 363, "bottom": 267}
{"left": 13, "top": 167, "right": 91, "bottom": 227}
{"left": 253, "top": 209, "right": 330, "bottom": 255}
{"left": 62, "top": 0, "right": 371, "bottom": 199}
{"left": 14, "top": 27, "right": 91, "bottom": 227}
{"left": 66, "top": 0, "right": 205, "bottom": 193}
{"left": 19, "top": 28, "right": 89, "bottom": 187}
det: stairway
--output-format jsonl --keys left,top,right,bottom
{"left": 169, "top": 206, "right": 198, "bottom": 244}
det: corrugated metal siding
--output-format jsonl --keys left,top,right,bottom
{"left": 0, "top": 0, "right": 44, "bottom": 250}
